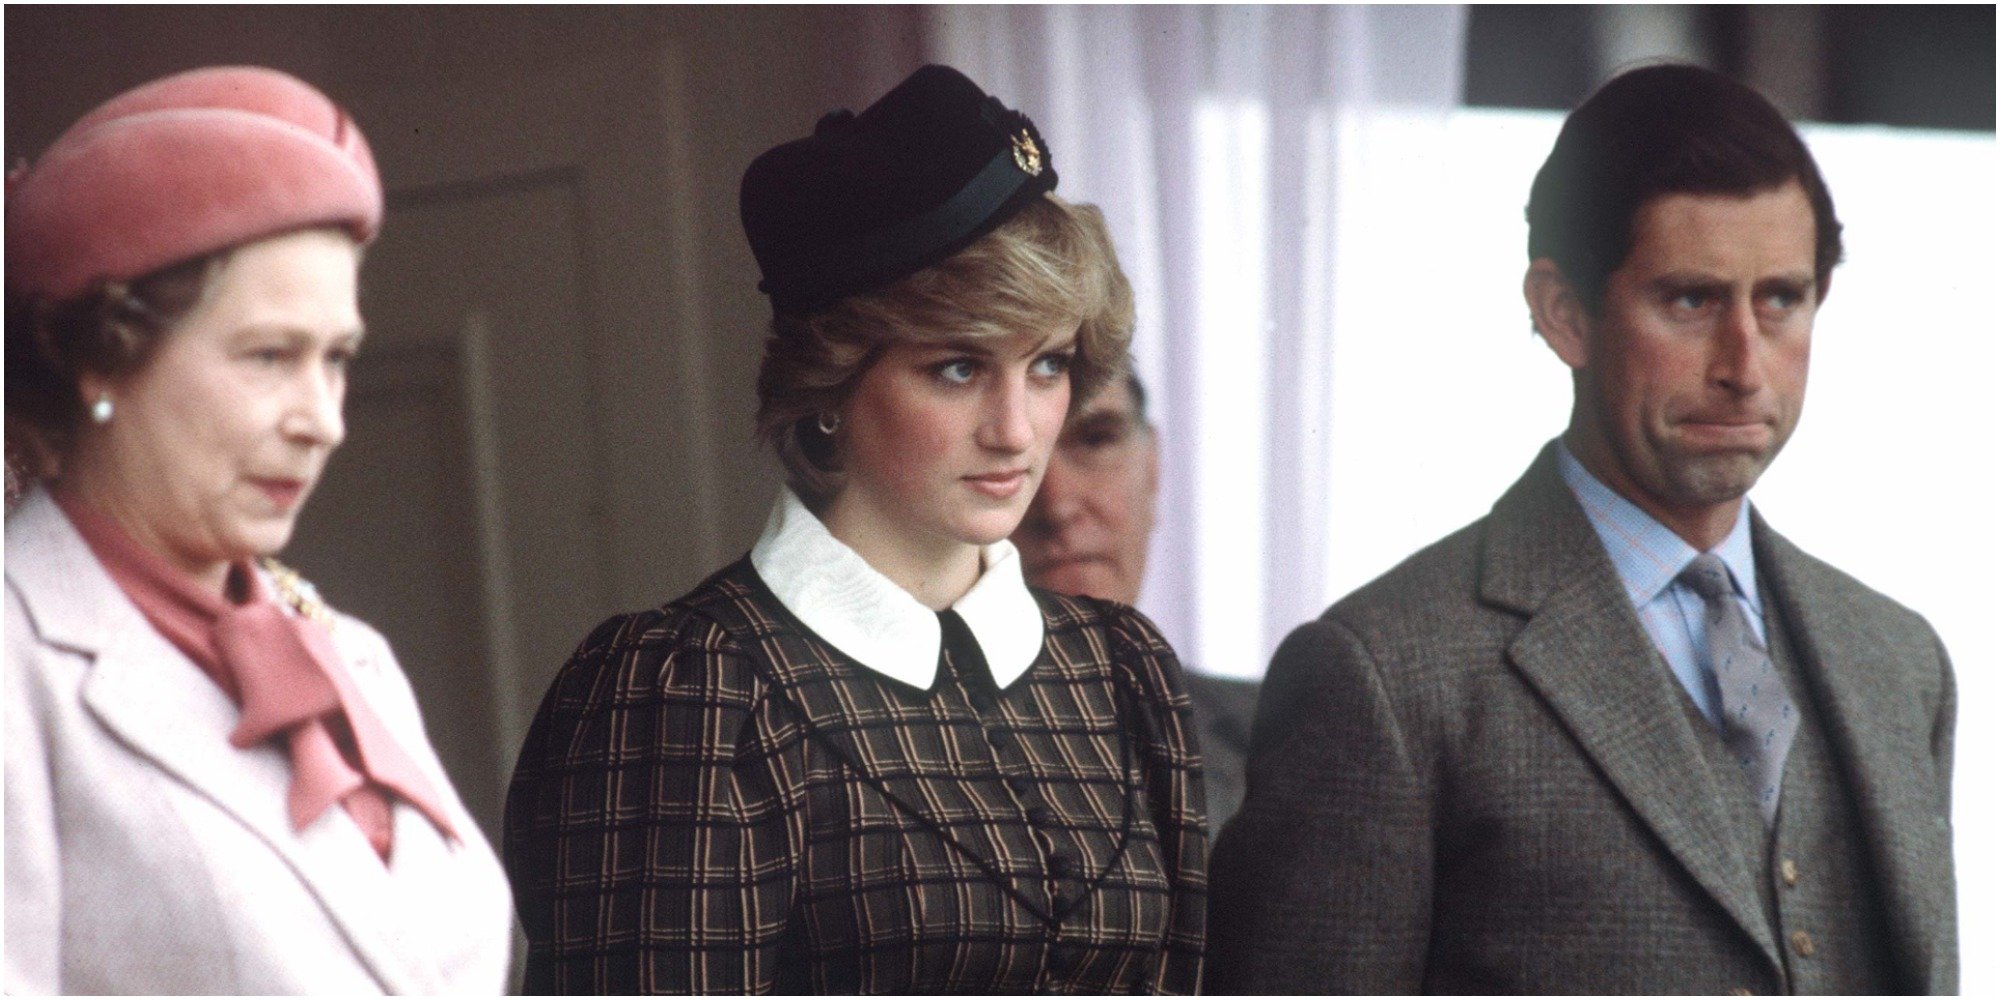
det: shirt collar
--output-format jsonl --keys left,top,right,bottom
{"left": 1554, "top": 439, "right": 1760, "bottom": 609}
{"left": 748, "top": 489, "right": 1045, "bottom": 691}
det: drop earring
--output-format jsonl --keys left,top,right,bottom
{"left": 89, "top": 393, "right": 113, "bottom": 425}
{"left": 817, "top": 412, "right": 841, "bottom": 435}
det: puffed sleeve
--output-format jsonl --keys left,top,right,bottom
{"left": 1107, "top": 607, "right": 1207, "bottom": 995}
{"left": 5, "top": 586, "right": 62, "bottom": 994}
{"left": 503, "top": 609, "right": 808, "bottom": 994}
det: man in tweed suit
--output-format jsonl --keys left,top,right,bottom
{"left": 1206, "top": 65, "right": 1957, "bottom": 994}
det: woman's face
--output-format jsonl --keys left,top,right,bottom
{"left": 832, "top": 327, "right": 1076, "bottom": 556}
{"left": 76, "top": 228, "right": 364, "bottom": 581}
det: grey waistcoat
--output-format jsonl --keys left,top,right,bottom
{"left": 1685, "top": 598, "right": 1898, "bottom": 993}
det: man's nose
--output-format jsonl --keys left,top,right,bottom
{"left": 1026, "top": 453, "right": 1086, "bottom": 528}
{"left": 1711, "top": 296, "right": 1767, "bottom": 394}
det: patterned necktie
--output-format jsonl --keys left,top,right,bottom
{"left": 1679, "top": 552, "right": 1797, "bottom": 824}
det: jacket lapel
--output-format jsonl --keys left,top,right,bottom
{"left": 1481, "top": 447, "right": 1781, "bottom": 967}
{"left": 8, "top": 491, "right": 443, "bottom": 994}
{"left": 1754, "top": 518, "right": 1957, "bottom": 990}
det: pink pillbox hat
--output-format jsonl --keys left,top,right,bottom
{"left": 6, "top": 66, "right": 382, "bottom": 302}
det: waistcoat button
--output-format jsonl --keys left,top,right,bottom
{"left": 1779, "top": 857, "right": 1800, "bottom": 887}
{"left": 1791, "top": 929, "right": 1816, "bottom": 958}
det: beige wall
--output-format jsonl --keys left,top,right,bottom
{"left": 5, "top": 6, "right": 932, "bottom": 844}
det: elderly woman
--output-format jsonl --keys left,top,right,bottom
{"left": 4, "top": 67, "right": 511, "bottom": 993}
{"left": 504, "top": 65, "right": 1206, "bottom": 994}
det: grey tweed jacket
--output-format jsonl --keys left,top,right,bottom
{"left": 1205, "top": 443, "right": 1957, "bottom": 994}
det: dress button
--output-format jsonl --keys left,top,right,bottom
{"left": 1026, "top": 804, "right": 1052, "bottom": 825}
{"left": 1791, "top": 929, "right": 1815, "bottom": 958}
{"left": 1130, "top": 957, "right": 1156, "bottom": 989}
{"left": 1727, "top": 988, "right": 1753, "bottom": 996}
{"left": 1048, "top": 851, "right": 1075, "bottom": 877}
{"left": 1779, "top": 857, "right": 1800, "bottom": 887}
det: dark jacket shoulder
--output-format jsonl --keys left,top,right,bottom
{"left": 1181, "top": 671, "right": 1261, "bottom": 748}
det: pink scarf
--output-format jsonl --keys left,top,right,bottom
{"left": 55, "top": 491, "right": 457, "bottom": 862}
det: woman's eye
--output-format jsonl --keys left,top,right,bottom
{"left": 936, "top": 360, "right": 978, "bottom": 385}
{"left": 1031, "top": 352, "right": 1073, "bottom": 379}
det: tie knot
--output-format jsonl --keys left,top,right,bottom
{"left": 1678, "top": 553, "right": 1734, "bottom": 602}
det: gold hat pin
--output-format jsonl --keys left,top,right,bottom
{"left": 1011, "top": 129, "right": 1042, "bottom": 177}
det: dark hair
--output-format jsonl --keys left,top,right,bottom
{"left": 1526, "top": 63, "right": 1842, "bottom": 312}
{"left": 4, "top": 252, "right": 223, "bottom": 481}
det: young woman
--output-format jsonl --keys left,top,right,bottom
{"left": 4, "top": 67, "right": 511, "bottom": 993}
{"left": 504, "top": 65, "right": 1206, "bottom": 994}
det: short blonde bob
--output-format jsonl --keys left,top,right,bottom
{"left": 756, "top": 194, "right": 1134, "bottom": 504}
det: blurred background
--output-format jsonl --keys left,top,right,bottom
{"left": 9, "top": 4, "right": 1994, "bottom": 986}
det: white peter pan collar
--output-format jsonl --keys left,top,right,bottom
{"left": 749, "top": 489, "right": 1045, "bottom": 691}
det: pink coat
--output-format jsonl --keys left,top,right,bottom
{"left": 5, "top": 488, "right": 512, "bottom": 993}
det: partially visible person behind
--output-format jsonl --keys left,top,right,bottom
{"left": 5, "top": 66, "right": 511, "bottom": 994}
{"left": 1014, "top": 371, "right": 1260, "bottom": 838}
{"left": 1207, "top": 64, "right": 1956, "bottom": 994}
{"left": 504, "top": 65, "right": 1205, "bottom": 994}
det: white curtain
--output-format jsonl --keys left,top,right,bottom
{"left": 927, "top": 6, "right": 1468, "bottom": 677}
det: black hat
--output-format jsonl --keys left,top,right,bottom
{"left": 740, "top": 64, "right": 1058, "bottom": 314}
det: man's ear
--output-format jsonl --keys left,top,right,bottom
{"left": 1524, "top": 258, "right": 1591, "bottom": 371}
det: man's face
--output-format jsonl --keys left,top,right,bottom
{"left": 1559, "top": 181, "right": 1818, "bottom": 541}
{"left": 1013, "top": 377, "right": 1159, "bottom": 605}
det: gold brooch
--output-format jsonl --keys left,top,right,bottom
{"left": 261, "top": 557, "right": 334, "bottom": 624}
{"left": 1010, "top": 128, "right": 1042, "bottom": 177}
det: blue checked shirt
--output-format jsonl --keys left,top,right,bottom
{"left": 1554, "top": 440, "right": 1764, "bottom": 728}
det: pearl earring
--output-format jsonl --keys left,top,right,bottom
{"left": 89, "top": 393, "right": 113, "bottom": 425}
{"left": 817, "top": 412, "right": 841, "bottom": 435}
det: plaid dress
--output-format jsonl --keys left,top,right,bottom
{"left": 503, "top": 558, "right": 1207, "bottom": 994}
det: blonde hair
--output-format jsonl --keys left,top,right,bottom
{"left": 756, "top": 195, "right": 1134, "bottom": 503}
